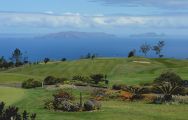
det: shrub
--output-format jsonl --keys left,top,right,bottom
{"left": 57, "top": 100, "right": 80, "bottom": 112}
{"left": 172, "top": 95, "right": 188, "bottom": 104}
{"left": 44, "top": 76, "right": 67, "bottom": 85}
{"left": 53, "top": 90, "right": 74, "bottom": 102}
{"left": 84, "top": 99, "right": 101, "bottom": 111}
{"left": 154, "top": 71, "right": 183, "bottom": 85}
{"left": 182, "top": 80, "right": 188, "bottom": 87}
{"left": 119, "top": 91, "right": 133, "bottom": 101}
{"left": 124, "top": 86, "right": 145, "bottom": 100}
{"left": 90, "top": 74, "right": 104, "bottom": 84}
{"left": 56, "top": 77, "right": 67, "bottom": 84}
{"left": 91, "top": 89, "right": 119, "bottom": 101}
{"left": 154, "top": 82, "right": 184, "bottom": 102}
{"left": 73, "top": 81, "right": 88, "bottom": 86}
{"left": 142, "top": 94, "right": 158, "bottom": 102}
{"left": 152, "top": 96, "right": 164, "bottom": 104}
{"left": 72, "top": 75, "right": 90, "bottom": 83}
{"left": 44, "top": 76, "right": 58, "bottom": 85}
{"left": 44, "top": 100, "right": 54, "bottom": 110}
{"left": 112, "top": 84, "right": 128, "bottom": 90}
{"left": 22, "top": 79, "right": 41, "bottom": 89}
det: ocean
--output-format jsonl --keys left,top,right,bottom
{"left": 0, "top": 36, "right": 187, "bottom": 61}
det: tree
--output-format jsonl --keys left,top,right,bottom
{"left": 152, "top": 41, "right": 165, "bottom": 58}
{"left": 44, "top": 58, "right": 50, "bottom": 64}
{"left": 12, "top": 48, "right": 23, "bottom": 66}
{"left": 91, "top": 54, "right": 96, "bottom": 60}
{"left": 140, "top": 43, "right": 151, "bottom": 57}
{"left": 128, "top": 49, "right": 136, "bottom": 58}
{"left": 0, "top": 56, "right": 6, "bottom": 69}
{"left": 86, "top": 53, "right": 91, "bottom": 59}
{"left": 61, "top": 58, "right": 67, "bottom": 62}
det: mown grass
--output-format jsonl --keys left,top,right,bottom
{"left": 0, "top": 87, "right": 26, "bottom": 105}
{"left": 1, "top": 57, "right": 188, "bottom": 85}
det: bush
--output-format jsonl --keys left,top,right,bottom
{"left": 44, "top": 76, "right": 58, "bottom": 85}
{"left": 182, "top": 80, "right": 188, "bottom": 87}
{"left": 72, "top": 75, "right": 90, "bottom": 83}
{"left": 172, "top": 95, "right": 188, "bottom": 104}
{"left": 119, "top": 91, "right": 133, "bottom": 101}
{"left": 124, "top": 86, "right": 145, "bottom": 100}
{"left": 152, "top": 96, "right": 164, "bottom": 104}
{"left": 91, "top": 89, "right": 119, "bottom": 101}
{"left": 73, "top": 81, "right": 88, "bottom": 86}
{"left": 84, "top": 99, "right": 101, "bottom": 111}
{"left": 90, "top": 74, "right": 104, "bottom": 84}
{"left": 154, "top": 82, "right": 184, "bottom": 102}
{"left": 57, "top": 100, "right": 80, "bottom": 112}
{"left": 44, "top": 76, "right": 67, "bottom": 85}
{"left": 44, "top": 100, "right": 54, "bottom": 110}
{"left": 53, "top": 90, "right": 74, "bottom": 102}
{"left": 112, "top": 84, "right": 127, "bottom": 90}
{"left": 22, "top": 79, "right": 41, "bottom": 89}
{"left": 142, "top": 94, "right": 158, "bottom": 102}
{"left": 154, "top": 71, "right": 183, "bottom": 85}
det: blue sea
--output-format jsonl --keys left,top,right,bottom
{"left": 0, "top": 36, "right": 187, "bottom": 61}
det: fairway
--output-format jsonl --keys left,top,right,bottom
{"left": 0, "top": 87, "right": 26, "bottom": 105}
{"left": 0, "top": 58, "right": 188, "bottom": 120}
{"left": 1, "top": 57, "right": 188, "bottom": 85}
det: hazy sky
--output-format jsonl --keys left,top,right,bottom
{"left": 0, "top": 0, "right": 188, "bottom": 36}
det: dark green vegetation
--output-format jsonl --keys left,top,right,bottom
{"left": 0, "top": 57, "right": 188, "bottom": 120}
{"left": 0, "top": 101, "right": 36, "bottom": 120}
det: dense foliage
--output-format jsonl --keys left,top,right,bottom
{"left": 0, "top": 101, "right": 36, "bottom": 120}
{"left": 43, "top": 76, "right": 66, "bottom": 85}
{"left": 22, "top": 79, "right": 41, "bottom": 89}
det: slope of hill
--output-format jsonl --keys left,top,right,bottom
{"left": 1, "top": 57, "right": 188, "bottom": 85}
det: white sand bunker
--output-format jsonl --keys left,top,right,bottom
{"left": 133, "top": 61, "right": 151, "bottom": 64}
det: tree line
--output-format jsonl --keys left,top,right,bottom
{"left": 128, "top": 41, "right": 165, "bottom": 58}
{"left": 0, "top": 48, "right": 28, "bottom": 69}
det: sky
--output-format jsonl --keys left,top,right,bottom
{"left": 0, "top": 0, "right": 188, "bottom": 36}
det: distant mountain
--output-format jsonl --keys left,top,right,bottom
{"left": 130, "top": 32, "right": 166, "bottom": 38}
{"left": 38, "top": 31, "right": 117, "bottom": 40}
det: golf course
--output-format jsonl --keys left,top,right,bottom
{"left": 0, "top": 57, "right": 188, "bottom": 120}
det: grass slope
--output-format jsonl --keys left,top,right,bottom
{"left": 0, "top": 87, "right": 25, "bottom": 105}
{"left": 1, "top": 57, "right": 188, "bottom": 85}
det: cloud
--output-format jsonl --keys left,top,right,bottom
{"left": 90, "top": 0, "right": 188, "bottom": 9}
{"left": 0, "top": 12, "right": 188, "bottom": 30}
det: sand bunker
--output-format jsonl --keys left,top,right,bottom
{"left": 133, "top": 61, "right": 151, "bottom": 64}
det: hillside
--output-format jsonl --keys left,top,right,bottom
{"left": 1, "top": 57, "right": 188, "bottom": 85}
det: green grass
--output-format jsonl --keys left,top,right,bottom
{"left": 1, "top": 57, "right": 188, "bottom": 85}
{"left": 13, "top": 88, "right": 188, "bottom": 120}
{"left": 0, "top": 87, "right": 26, "bottom": 105}
{"left": 0, "top": 57, "right": 188, "bottom": 120}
